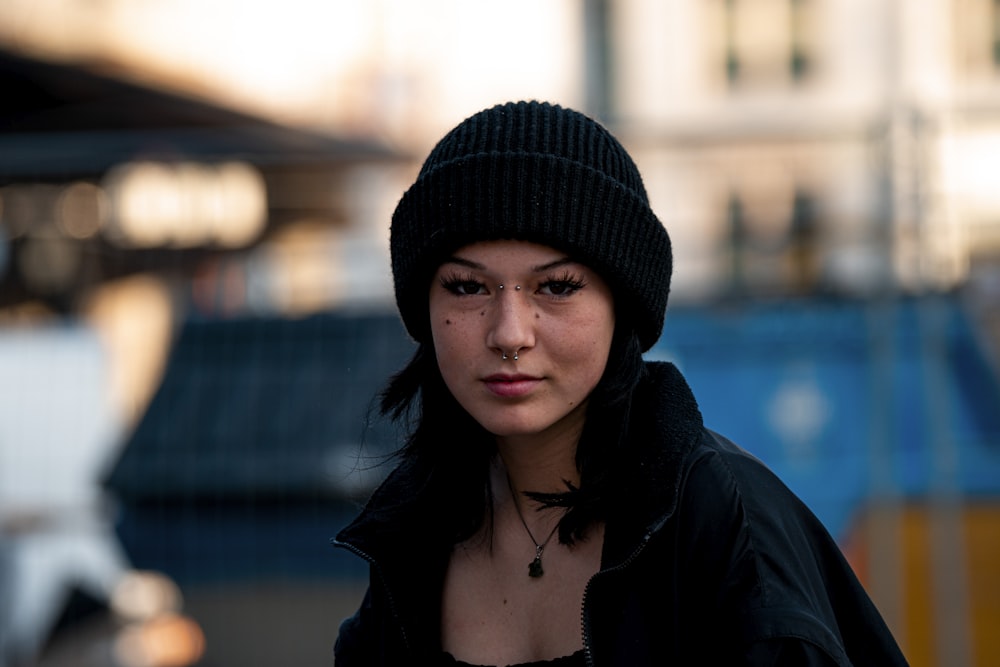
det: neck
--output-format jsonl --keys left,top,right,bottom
{"left": 494, "top": 423, "right": 582, "bottom": 499}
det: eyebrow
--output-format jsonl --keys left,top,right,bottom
{"left": 442, "top": 255, "right": 578, "bottom": 273}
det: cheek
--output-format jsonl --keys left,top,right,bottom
{"left": 431, "top": 331, "right": 478, "bottom": 417}
{"left": 560, "top": 313, "right": 614, "bottom": 382}
{"left": 430, "top": 313, "right": 473, "bottom": 374}
{"left": 557, "top": 311, "right": 614, "bottom": 355}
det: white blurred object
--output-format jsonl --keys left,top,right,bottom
{"left": 0, "top": 326, "right": 124, "bottom": 664}
{"left": 0, "top": 326, "right": 118, "bottom": 514}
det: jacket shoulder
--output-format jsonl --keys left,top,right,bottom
{"left": 671, "top": 429, "right": 908, "bottom": 665}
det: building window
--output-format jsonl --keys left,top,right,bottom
{"left": 722, "top": 0, "right": 813, "bottom": 88}
{"left": 722, "top": 185, "right": 823, "bottom": 298}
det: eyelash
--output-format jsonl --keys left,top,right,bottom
{"left": 438, "top": 271, "right": 587, "bottom": 297}
{"left": 539, "top": 271, "right": 587, "bottom": 297}
{"left": 439, "top": 272, "right": 486, "bottom": 296}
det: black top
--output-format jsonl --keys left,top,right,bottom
{"left": 440, "top": 650, "right": 586, "bottom": 667}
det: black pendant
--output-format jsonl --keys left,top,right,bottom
{"left": 528, "top": 555, "right": 544, "bottom": 578}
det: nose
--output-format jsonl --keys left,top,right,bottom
{"left": 486, "top": 289, "right": 535, "bottom": 359}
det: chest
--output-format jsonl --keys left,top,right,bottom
{"left": 440, "top": 526, "right": 604, "bottom": 665}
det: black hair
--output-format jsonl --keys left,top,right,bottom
{"left": 379, "top": 309, "right": 646, "bottom": 546}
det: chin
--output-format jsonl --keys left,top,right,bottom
{"left": 478, "top": 412, "right": 576, "bottom": 441}
{"left": 471, "top": 413, "right": 549, "bottom": 439}
{"left": 480, "top": 421, "right": 543, "bottom": 438}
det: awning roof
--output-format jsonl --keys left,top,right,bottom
{"left": 0, "top": 47, "right": 397, "bottom": 179}
{"left": 0, "top": 47, "right": 403, "bottom": 311}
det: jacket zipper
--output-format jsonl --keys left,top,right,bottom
{"left": 580, "top": 528, "right": 657, "bottom": 667}
{"left": 332, "top": 538, "right": 412, "bottom": 655}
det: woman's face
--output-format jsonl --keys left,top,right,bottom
{"left": 429, "top": 240, "right": 615, "bottom": 444}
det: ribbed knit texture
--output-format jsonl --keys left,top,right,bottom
{"left": 390, "top": 101, "right": 672, "bottom": 351}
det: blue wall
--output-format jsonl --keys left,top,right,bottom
{"left": 650, "top": 297, "right": 1000, "bottom": 540}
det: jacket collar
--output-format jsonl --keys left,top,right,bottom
{"left": 598, "top": 361, "right": 704, "bottom": 567}
{"left": 335, "top": 361, "right": 703, "bottom": 563}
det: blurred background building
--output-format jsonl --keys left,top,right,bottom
{"left": 0, "top": 1, "right": 998, "bottom": 666}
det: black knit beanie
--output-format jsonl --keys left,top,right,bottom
{"left": 390, "top": 100, "right": 672, "bottom": 351}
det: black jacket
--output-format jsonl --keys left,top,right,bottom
{"left": 333, "top": 362, "right": 908, "bottom": 666}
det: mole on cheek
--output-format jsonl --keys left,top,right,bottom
{"left": 481, "top": 311, "right": 485, "bottom": 317}
{"left": 445, "top": 319, "right": 452, "bottom": 325}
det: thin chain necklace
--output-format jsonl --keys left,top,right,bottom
{"left": 507, "top": 476, "right": 561, "bottom": 578}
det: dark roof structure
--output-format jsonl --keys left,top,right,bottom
{"left": 104, "top": 311, "right": 415, "bottom": 503}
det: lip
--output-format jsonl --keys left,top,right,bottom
{"left": 482, "top": 373, "right": 542, "bottom": 398}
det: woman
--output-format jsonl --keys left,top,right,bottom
{"left": 333, "top": 101, "right": 908, "bottom": 666}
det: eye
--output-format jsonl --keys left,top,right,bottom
{"left": 440, "top": 274, "right": 487, "bottom": 296}
{"left": 539, "top": 274, "right": 586, "bottom": 297}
